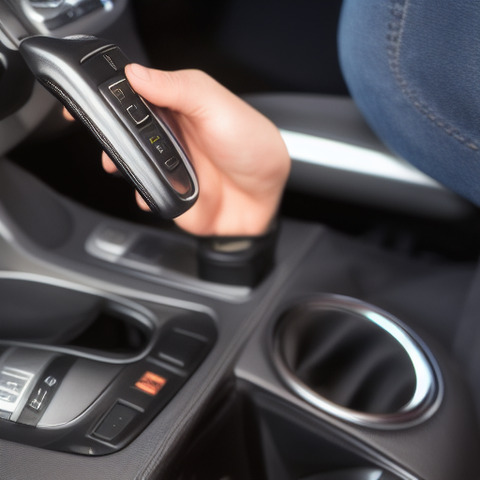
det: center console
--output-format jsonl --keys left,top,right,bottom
{"left": 0, "top": 159, "right": 478, "bottom": 479}
{"left": 0, "top": 276, "right": 216, "bottom": 456}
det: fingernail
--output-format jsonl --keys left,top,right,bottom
{"left": 128, "top": 63, "right": 151, "bottom": 81}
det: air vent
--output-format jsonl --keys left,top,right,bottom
{"left": 273, "top": 295, "right": 442, "bottom": 428}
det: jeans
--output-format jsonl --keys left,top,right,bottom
{"left": 338, "top": 1, "right": 480, "bottom": 206}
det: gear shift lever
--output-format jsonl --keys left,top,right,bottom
{"left": 18, "top": 35, "right": 199, "bottom": 218}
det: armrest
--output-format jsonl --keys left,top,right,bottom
{"left": 246, "top": 93, "right": 473, "bottom": 219}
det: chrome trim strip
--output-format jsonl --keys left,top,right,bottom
{"left": 279, "top": 129, "right": 441, "bottom": 188}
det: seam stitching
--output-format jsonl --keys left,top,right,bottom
{"left": 387, "top": 0, "right": 479, "bottom": 151}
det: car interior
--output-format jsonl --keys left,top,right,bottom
{"left": 0, "top": 1, "right": 480, "bottom": 479}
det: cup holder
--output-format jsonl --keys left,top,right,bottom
{"left": 273, "top": 295, "right": 442, "bottom": 428}
{"left": 0, "top": 276, "right": 156, "bottom": 362}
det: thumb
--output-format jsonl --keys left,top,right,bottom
{"left": 125, "top": 64, "right": 220, "bottom": 117}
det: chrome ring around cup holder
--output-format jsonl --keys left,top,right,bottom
{"left": 272, "top": 295, "right": 443, "bottom": 429}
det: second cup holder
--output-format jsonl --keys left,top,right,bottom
{"left": 273, "top": 295, "right": 442, "bottom": 428}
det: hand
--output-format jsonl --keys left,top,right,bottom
{"left": 102, "top": 65, "right": 291, "bottom": 236}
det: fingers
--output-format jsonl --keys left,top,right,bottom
{"left": 101, "top": 151, "right": 117, "bottom": 173}
{"left": 62, "top": 107, "right": 74, "bottom": 121}
{"left": 135, "top": 191, "right": 151, "bottom": 211}
{"left": 125, "top": 64, "right": 229, "bottom": 117}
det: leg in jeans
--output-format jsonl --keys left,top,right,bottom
{"left": 338, "top": 0, "right": 480, "bottom": 206}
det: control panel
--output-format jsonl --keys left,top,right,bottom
{"left": 0, "top": 314, "right": 216, "bottom": 455}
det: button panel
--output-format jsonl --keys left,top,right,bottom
{"left": 0, "top": 314, "right": 216, "bottom": 455}
{"left": 99, "top": 75, "right": 194, "bottom": 198}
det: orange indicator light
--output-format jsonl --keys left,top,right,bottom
{"left": 135, "top": 371, "right": 167, "bottom": 396}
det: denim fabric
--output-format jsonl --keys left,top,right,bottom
{"left": 338, "top": 0, "right": 480, "bottom": 206}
